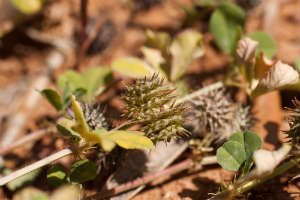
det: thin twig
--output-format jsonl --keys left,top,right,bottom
{"left": 74, "top": 0, "right": 89, "bottom": 70}
{"left": 0, "top": 128, "right": 53, "bottom": 156}
{"left": 176, "top": 81, "right": 224, "bottom": 104}
{"left": 91, "top": 156, "right": 217, "bottom": 199}
{"left": 0, "top": 148, "right": 72, "bottom": 186}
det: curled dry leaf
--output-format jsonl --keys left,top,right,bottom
{"left": 253, "top": 144, "right": 291, "bottom": 175}
{"left": 255, "top": 52, "right": 275, "bottom": 80}
{"left": 236, "top": 37, "right": 258, "bottom": 65}
{"left": 252, "top": 61, "right": 300, "bottom": 97}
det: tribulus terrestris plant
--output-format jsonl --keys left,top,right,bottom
{"left": 285, "top": 98, "right": 300, "bottom": 157}
{"left": 184, "top": 88, "right": 254, "bottom": 141}
{"left": 124, "top": 74, "right": 189, "bottom": 143}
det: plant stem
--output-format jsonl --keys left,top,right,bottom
{"left": 176, "top": 81, "right": 224, "bottom": 104}
{"left": 92, "top": 156, "right": 217, "bottom": 199}
{"left": 235, "top": 158, "right": 298, "bottom": 195}
{"left": 0, "top": 148, "right": 72, "bottom": 186}
{"left": 0, "top": 128, "right": 53, "bottom": 156}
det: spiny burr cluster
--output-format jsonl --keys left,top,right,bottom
{"left": 185, "top": 88, "right": 254, "bottom": 140}
{"left": 285, "top": 99, "right": 300, "bottom": 155}
{"left": 68, "top": 102, "right": 109, "bottom": 130}
{"left": 124, "top": 74, "right": 188, "bottom": 143}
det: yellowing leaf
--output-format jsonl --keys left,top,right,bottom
{"left": 112, "top": 57, "right": 155, "bottom": 78}
{"left": 99, "top": 131, "right": 154, "bottom": 150}
{"left": 170, "top": 31, "right": 204, "bottom": 81}
{"left": 98, "top": 138, "right": 116, "bottom": 152}
{"left": 92, "top": 129, "right": 116, "bottom": 151}
{"left": 70, "top": 95, "right": 90, "bottom": 138}
{"left": 12, "top": 0, "right": 42, "bottom": 15}
{"left": 57, "top": 118, "right": 75, "bottom": 130}
{"left": 141, "top": 47, "right": 167, "bottom": 76}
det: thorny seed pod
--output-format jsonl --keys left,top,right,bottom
{"left": 285, "top": 99, "right": 300, "bottom": 156}
{"left": 67, "top": 102, "right": 109, "bottom": 131}
{"left": 184, "top": 88, "right": 254, "bottom": 141}
{"left": 124, "top": 74, "right": 188, "bottom": 143}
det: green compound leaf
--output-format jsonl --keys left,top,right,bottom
{"left": 112, "top": 57, "right": 154, "bottom": 78}
{"left": 40, "top": 89, "right": 63, "bottom": 111}
{"left": 58, "top": 71, "right": 83, "bottom": 93}
{"left": 99, "top": 130, "right": 154, "bottom": 150}
{"left": 82, "top": 67, "right": 112, "bottom": 101}
{"left": 57, "top": 67, "right": 112, "bottom": 102}
{"left": 12, "top": 0, "right": 42, "bottom": 15}
{"left": 70, "top": 159, "right": 97, "bottom": 183}
{"left": 217, "top": 141, "right": 246, "bottom": 171}
{"left": 229, "top": 131, "right": 262, "bottom": 159}
{"left": 219, "top": 1, "right": 245, "bottom": 25}
{"left": 248, "top": 31, "right": 276, "bottom": 58}
{"left": 170, "top": 31, "right": 204, "bottom": 81}
{"left": 47, "top": 164, "right": 69, "bottom": 186}
{"left": 209, "top": 8, "right": 243, "bottom": 54}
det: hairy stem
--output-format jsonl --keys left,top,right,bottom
{"left": 235, "top": 158, "right": 298, "bottom": 195}
{"left": 0, "top": 148, "right": 72, "bottom": 186}
{"left": 176, "top": 81, "right": 224, "bottom": 104}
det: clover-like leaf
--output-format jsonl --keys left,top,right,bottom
{"left": 40, "top": 89, "right": 63, "bottom": 111}
{"left": 248, "top": 31, "right": 276, "bottom": 58}
{"left": 47, "top": 164, "right": 69, "bottom": 186}
{"left": 70, "top": 159, "right": 97, "bottom": 183}
{"left": 112, "top": 57, "right": 155, "bottom": 78}
{"left": 217, "top": 141, "right": 246, "bottom": 171}
{"left": 229, "top": 131, "right": 262, "bottom": 159}
{"left": 170, "top": 31, "right": 204, "bottom": 81}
